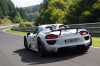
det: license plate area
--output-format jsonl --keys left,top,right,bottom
{"left": 65, "top": 38, "right": 79, "bottom": 44}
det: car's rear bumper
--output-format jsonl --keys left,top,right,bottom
{"left": 44, "top": 40, "right": 92, "bottom": 52}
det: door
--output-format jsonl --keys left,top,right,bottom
{"left": 30, "top": 28, "right": 38, "bottom": 49}
{"left": 31, "top": 27, "right": 43, "bottom": 49}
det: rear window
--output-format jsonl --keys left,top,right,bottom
{"left": 45, "top": 26, "right": 52, "bottom": 30}
{"left": 45, "top": 25, "right": 57, "bottom": 30}
{"left": 59, "top": 25, "right": 66, "bottom": 29}
{"left": 52, "top": 25, "right": 56, "bottom": 30}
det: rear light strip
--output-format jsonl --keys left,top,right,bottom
{"left": 45, "top": 34, "right": 58, "bottom": 39}
{"left": 80, "top": 31, "right": 88, "bottom": 36}
{"left": 45, "top": 34, "right": 58, "bottom": 45}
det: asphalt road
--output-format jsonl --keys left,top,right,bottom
{"left": 0, "top": 27, "right": 100, "bottom": 66}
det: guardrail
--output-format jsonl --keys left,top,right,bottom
{"left": 11, "top": 26, "right": 36, "bottom": 32}
{"left": 11, "top": 22, "right": 100, "bottom": 36}
{"left": 68, "top": 22, "right": 100, "bottom": 34}
{"left": 69, "top": 22, "right": 100, "bottom": 28}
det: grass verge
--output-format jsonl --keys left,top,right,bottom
{"left": 92, "top": 37, "right": 100, "bottom": 47}
{"left": 6, "top": 28, "right": 26, "bottom": 36}
{"left": 5, "top": 28, "right": 100, "bottom": 47}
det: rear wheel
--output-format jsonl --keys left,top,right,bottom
{"left": 82, "top": 46, "right": 90, "bottom": 52}
{"left": 24, "top": 37, "right": 29, "bottom": 50}
{"left": 37, "top": 38, "right": 46, "bottom": 57}
{"left": 77, "top": 45, "right": 90, "bottom": 52}
{"left": 82, "top": 39, "right": 92, "bottom": 52}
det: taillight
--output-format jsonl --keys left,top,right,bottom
{"left": 45, "top": 34, "right": 58, "bottom": 39}
{"left": 80, "top": 31, "right": 88, "bottom": 36}
{"left": 45, "top": 34, "right": 58, "bottom": 45}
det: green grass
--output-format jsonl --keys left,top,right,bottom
{"left": 6, "top": 28, "right": 27, "bottom": 36}
{"left": 92, "top": 37, "right": 100, "bottom": 47}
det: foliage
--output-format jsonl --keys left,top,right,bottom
{"left": 22, "top": 5, "right": 40, "bottom": 22}
{"left": 64, "top": 0, "right": 97, "bottom": 24}
{"left": 13, "top": 12, "right": 23, "bottom": 23}
{"left": 38, "top": 0, "right": 100, "bottom": 25}
{"left": 19, "top": 22, "right": 33, "bottom": 28}
{"left": 16, "top": 7, "right": 27, "bottom": 21}
{"left": 89, "top": 0, "right": 100, "bottom": 23}
{"left": 0, "top": 7, "right": 3, "bottom": 18}
{"left": 50, "top": 8, "right": 66, "bottom": 24}
{"left": 79, "top": 10, "right": 92, "bottom": 23}
{"left": 38, "top": 0, "right": 67, "bottom": 25}
{"left": 27, "top": 12, "right": 40, "bottom": 22}
{"left": 0, "top": 0, "right": 17, "bottom": 19}
{"left": 0, "top": 17, "right": 12, "bottom": 24}
{"left": 23, "top": 5, "right": 40, "bottom": 13}
{"left": 0, "top": 0, "right": 27, "bottom": 25}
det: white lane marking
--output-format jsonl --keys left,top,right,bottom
{"left": 2, "top": 29, "right": 6, "bottom": 32}
{"left": 0, "top": 24, "right": 23, "bottom": 37}
{"left": 0, "top": 24, "right": 18, "bottom": 29}
{"left": 91, "top": 46, "right": 100, "bottom": 49}
{"left": 3, "top": 29, "right": 23, "bottom": 36}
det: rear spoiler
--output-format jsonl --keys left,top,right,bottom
{"left": 51, "top": 28, "right": 82, "bottom": 36}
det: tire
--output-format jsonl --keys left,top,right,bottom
{"left": 82, "top": 46, "right": 90, "bottom": 52}
{"left": 37, "top": 38, "right": 46, "bottom": 57}
{"left": 24, "top": 37, "right": 29, "bottom": 50}
{"left": 82, "top": 39, "right": 92, "bottom": 52}
{"left": 76, "top": 45, "right": 90, "bottom": 52}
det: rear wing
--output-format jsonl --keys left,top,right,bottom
{"left": 51, "top": 27, "right": 84, "bottom": 36}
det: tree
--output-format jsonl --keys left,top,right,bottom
{"left": 0, "top": 0, "right": 10, "bottom": 16}
{"left": 65, "top": 0, "right": 97, "bottom": 24}
{"left": 7, "top": 0, "right": 17, "bottom": 19}
{"left": 0, "top": 0, "right": 26, "bottom": 24}
{"left": 17, "top": 7, "right": 27, "bottom": 21}
{"left": 38, "top": 0, "right": 67, "bottom": 25}
{"left": 27, "top": 12, "right": 40, "bottom": 22}
{"left": 39, "top": 0, "right": 99, "bottom": 25}
{"left": 0, "top": 7, "right": 3, "bottom": 18}
{"left": 89, "top": 0, "right": 100, "bottom": 22}
{"left": 13, "top": 12, "right": 23, "bottom": 23}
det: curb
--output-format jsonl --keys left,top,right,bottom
{"left": 91, "top": 46, "right": 100, "bottom": 49}
{"left": 0, "top": 24, "right": 23, "bottom": 37}
{"left": 3, "top": 29, "right": 23, "bottom": 37}
{"left": 0, "top": 24, "right": 18, "bottom": 29}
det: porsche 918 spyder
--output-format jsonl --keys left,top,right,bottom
{"left": 24, "top": 24, "right": 92, "bottom": 56}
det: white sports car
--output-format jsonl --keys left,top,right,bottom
{"left": 24, "top": 24, "right": 92, "bottom": 56}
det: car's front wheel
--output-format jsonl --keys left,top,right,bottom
{"left": 24, "top": 36, "right": 29, "bottom": 50}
